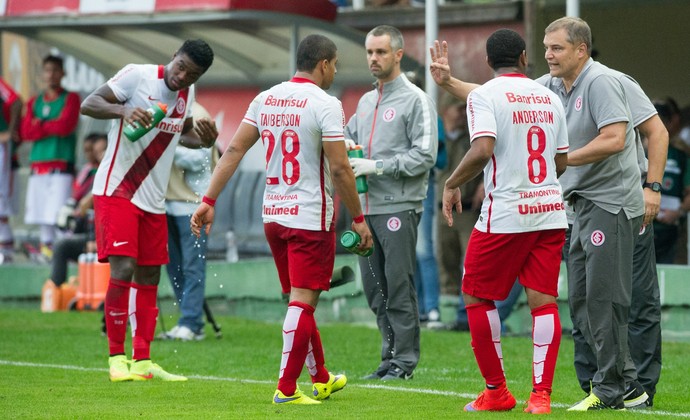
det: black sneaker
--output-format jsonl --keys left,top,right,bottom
{"left": 362, "top": 365, "right": 389, "bottom": 380}
{"left": 381, "top": 365, "right": 413, "bottom": 381}
{"left": 623, "top": 380, "right": 649, "bottom": 409}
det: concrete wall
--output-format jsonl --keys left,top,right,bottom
{"left": 533, "top": 0, "right": 690, "bottom": 106}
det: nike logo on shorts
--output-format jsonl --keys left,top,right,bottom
{"left": 113, "top": 241, "right": 128, "bottom": 247}
{"left": 109, "top": 311, "right": 127, "bottom": 317}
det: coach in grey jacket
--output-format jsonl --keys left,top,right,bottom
{"left": 345, "top": 25, "right": 438, "bottom": 381}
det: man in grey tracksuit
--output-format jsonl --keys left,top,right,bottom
{"left": 537, "top": 17, "right": 647, "bottom": 411}
{"left": 345, "top": 25, "right": 437, "bottom": 380}
{"left": 560, "top": 70, "right": 667, "bottom": 408}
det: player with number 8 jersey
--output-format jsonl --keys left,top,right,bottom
{"left": 432, "top": 29, "right": 568, "bottom": 413}
{"left": 467, "top": 72, "right": 569, "bottom": 233}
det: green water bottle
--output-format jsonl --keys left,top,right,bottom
{"left": 347, "top": 145, "right": 368, "bottom": 193}
{"left": 340, "top": 230, "right": 373, "bottom": 257}
{"left": 123, "top": 102, "right": 168, "bottom": 142}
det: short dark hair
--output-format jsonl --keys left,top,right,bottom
{"left": 296, "top": 34, "right": 337, "bottom": 72}
{"left": 178, "top": 39, "right": 214, "bottom": 72}
{"left": 486, "top": 29, "right": 525, "bottom": 70}
{"left": 84, "top": 132, "right": 107, "bottom": 144}
{"left": 653, "top": 97, "right": 680, "bottom": 122}
{"left": 368, "top": 25, "right": 404, "bottom": 51}
{"left": 43, "top": 55, "right": 64, "bottom": 70}
{"left": 546, "top": 17, "right": 592, "bottom": 55}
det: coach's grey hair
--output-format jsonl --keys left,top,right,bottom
{"left": 545, "top": 17, "right": 592, "bottom": 55}
{"left": 367, "top": 25, "right": 404, "bottom": 51}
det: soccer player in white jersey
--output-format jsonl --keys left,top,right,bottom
{"left": 434, "top": 29, "right": 568, "bottom": 413}
{"left": 191, "top": 34, "right": 372, "bottom": 405}
{"left": 80, "top": 39, "right": 217, "bottom": 382}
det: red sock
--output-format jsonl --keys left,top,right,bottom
{"left": 466, "top": 301, "right": 505, "bottom": 387}
{"left": 306, "top": 325, "right": 330, "bottom": 384}
{"left": 277, "top": 301, "right": 314, "bottom": 396}
{"left": 104, "top": 278, "right": 131, "bottom": 356}
{"left": 130, "top": 283, "right": 159, "bottom": 361}
{"left": 531, "top": 303, "right": 561, "bottom": 394}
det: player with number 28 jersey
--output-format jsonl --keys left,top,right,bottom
{"left": 243, "top": 78, "right": 345, "bottom": 232}
{"left": 467, "top": 73, "right": 569, "bottom": 233}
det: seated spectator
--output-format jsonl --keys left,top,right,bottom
{"left": 50, "top": 133, "right": 107, "bottom": 287}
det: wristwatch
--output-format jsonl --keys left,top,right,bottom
{"left": 642, "top": 181, "right": 662, "bottom": 192}
{"left": 375, "top": 160, "right": 384, "bottom": 176}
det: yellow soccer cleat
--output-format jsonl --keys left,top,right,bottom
{"left": 273, "top": 388, "right": 321, "bottom": 405}
{"left": 312, "top": 373, "right": 347, "bottom": 400}
{"left": 108, "top": 355, "right": 133, "bottom": 382}
{"left": 130, "top": 360, "right": 188, "bottom": 382}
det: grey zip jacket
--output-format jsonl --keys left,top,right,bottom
{"left": 345, "top": 73, "right": 438, "bottom": 215}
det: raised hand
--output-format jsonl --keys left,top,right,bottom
{"left": 429, "top": 40, "right": 452, "bottom": 87}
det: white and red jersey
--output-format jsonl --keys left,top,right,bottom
{"left": 243, "top": 77, "right": 346, "bottom": 231}
{"left": 467, "top": 73, "right": 568, "bottom": 233}
{"left": 92, "top": 64, "right": 194, "bottom": 214}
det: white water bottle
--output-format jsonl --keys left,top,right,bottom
{"left": 225, "top": 230, "right": 239, "bottom": 263}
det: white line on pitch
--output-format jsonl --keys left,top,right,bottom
{"left": 1, "top": 359, "right": 688, "bottom": 417}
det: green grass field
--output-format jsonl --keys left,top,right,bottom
{"left": 1, "top": 307, "right": 688, "bottom": 419}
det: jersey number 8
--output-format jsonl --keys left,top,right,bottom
{"left": 527, "top": 126, "right": 547, "bottom": 184}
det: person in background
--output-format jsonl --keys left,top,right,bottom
{"left": 0, "top": 76, "right": 23, "bottom": 264}
{"left": 406, "top": 71, "right": 445, "bottom": 328}
{"left": 432, "top": 29, "right": 568, "bottom": 413}
{"left": 652, "top": 98, "right": 688, "bottom": 264}
{"left": 345, "top": 25, "right": 438, "bottom": 381}
{"left": 81, "top": 39, "right": 217, "bottom": 383}
{"left": 48, "top": 133, "right": 107, "bottom": 288}
{"left": 20, "top": 55, "right": 80, "bottom": 263}
{"left": 191, "top": 34, "right": 372, "bottom": 405}
{"left": 162, "top": 102, "right": 218, "bottom": 342}
{"left": 435, "top": 95, "right": 523, "bottom": 335}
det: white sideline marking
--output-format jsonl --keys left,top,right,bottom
{"left": 1, "top": 359, "right": 689, "bottom": 417}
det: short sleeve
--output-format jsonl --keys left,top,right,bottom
{"left": 320, "top": 96, "right": 345, "bottom": 142}
{"left": 107, "top": 64, "right": 141, "bottom": 103}
{"left": 467, "top": 89, "right": 497, "bottom": 142}
{"left": 242, "top": 93, "right": 262, "bottom": 127}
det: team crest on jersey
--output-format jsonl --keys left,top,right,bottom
{"left": 590, "top": 229, "right": 605, "bottom": 246}
{"left": 575, "top": 96, "right": 583, "bottom": 111}
{"left": 383, "top": 107, "right": 396, "bottom": 122}
{"left": 176, "top": 97, "right": 186, "bottom": 115}
{"left": 387, "top": 216, "right": 401, "bottom": 232}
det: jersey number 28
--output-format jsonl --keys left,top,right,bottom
{"left": 263, "top": 129, "right": 301, "bottom": 185}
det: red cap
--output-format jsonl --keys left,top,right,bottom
{"left": 158, "top": 102, "right": 168, "bottom": 113}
